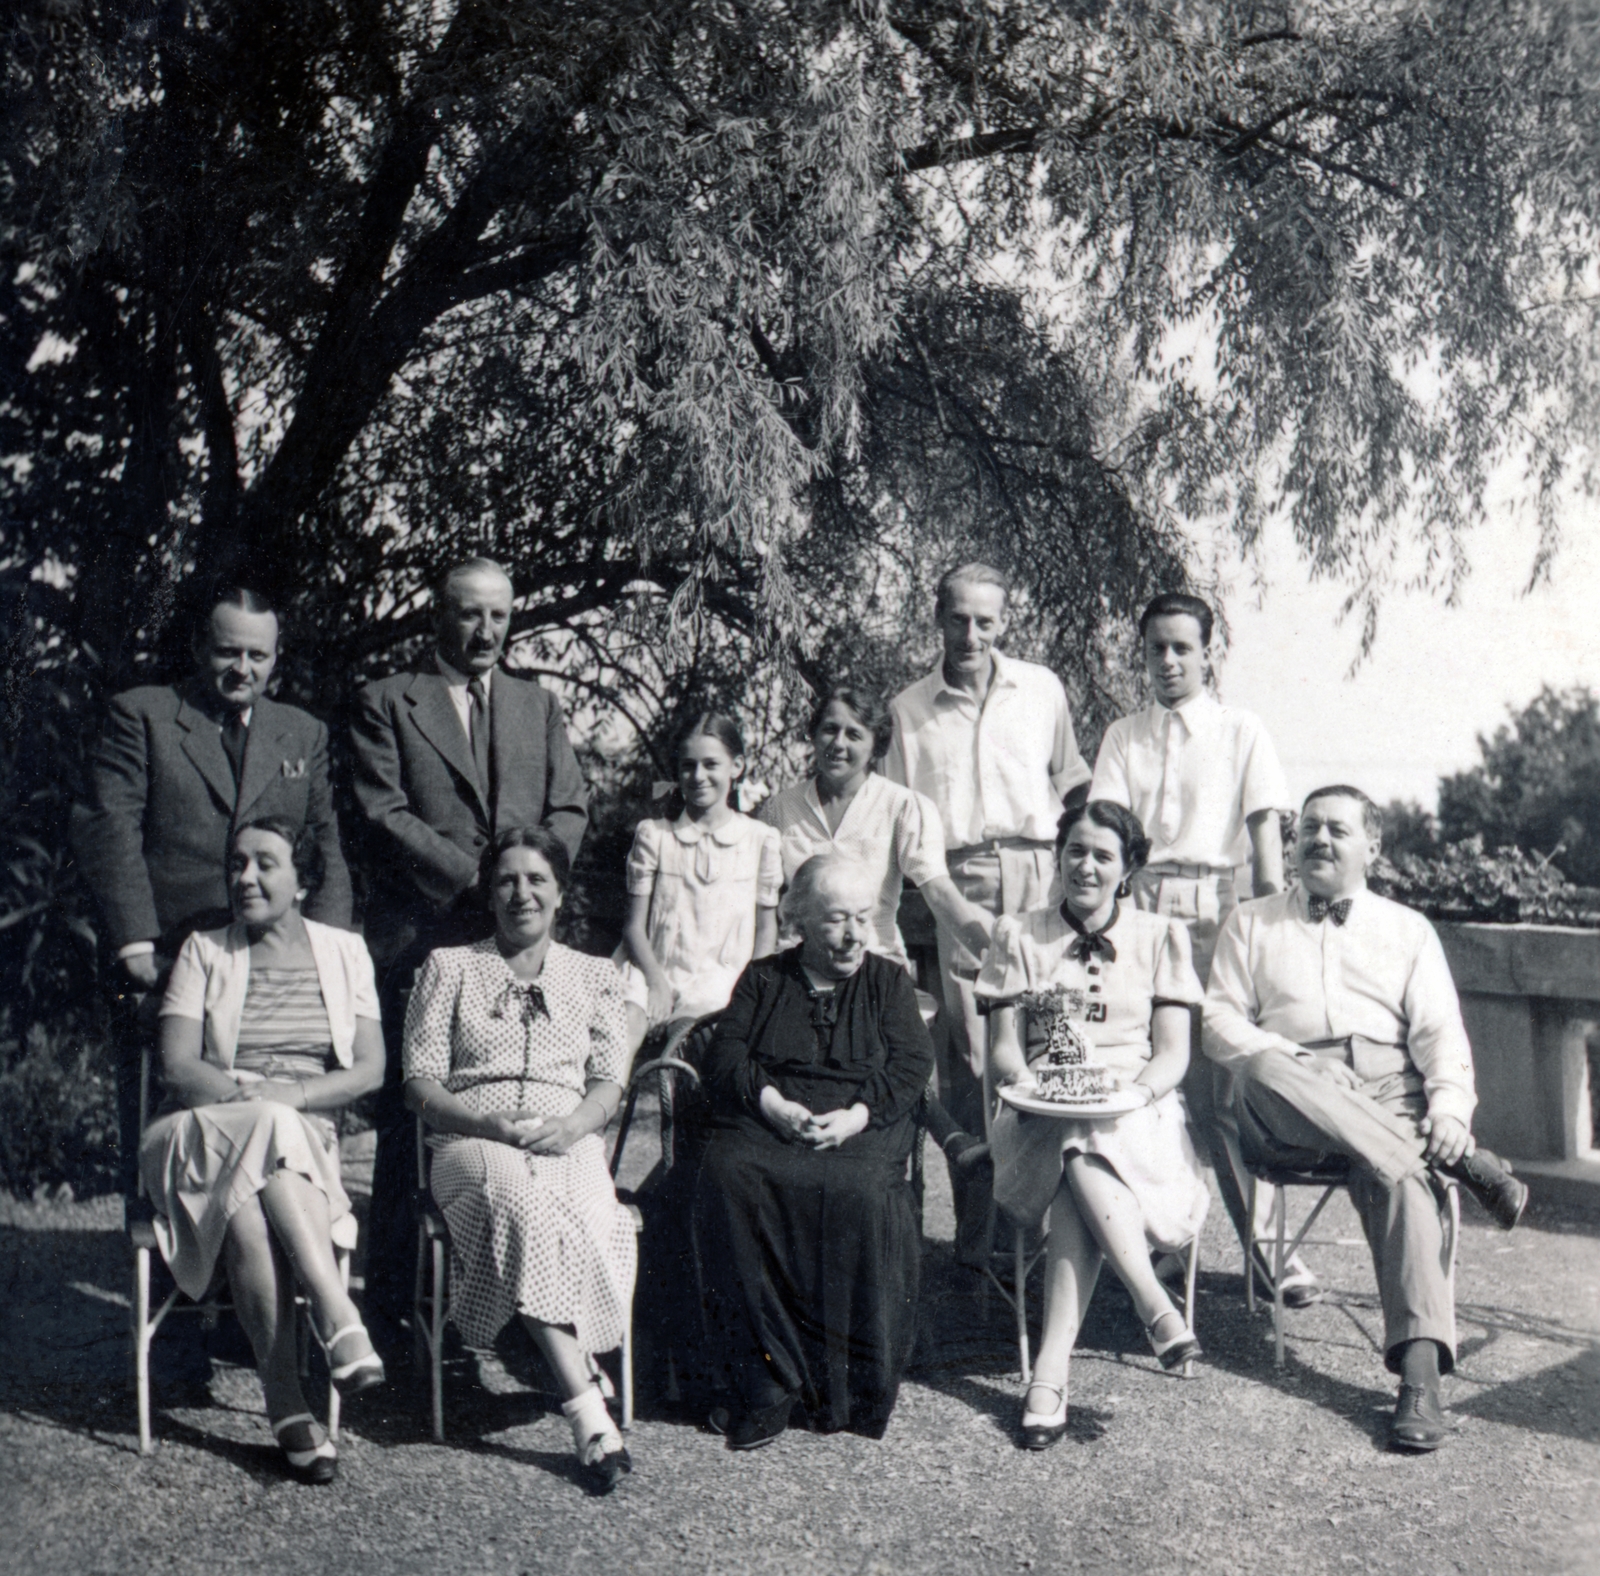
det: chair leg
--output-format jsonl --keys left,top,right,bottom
{"left": 326, "top": 1247, "right": 347, "bottom": 1445}
{"left": 1182, "top": 1235, "right": 1200, "bottom": 1379}
{"left": 429, "top": 1235, "right": 446, "bottom": 1444}
{"left": 1273, "top": 1185, "right": 1288, "bottom": 1369}
{"left": 621, "top": 1313, "right": 634, "bottom": 1432}
{"left": 412, "top": 1222, "right": 428, "bottom": 1377}
{"left": 1244, "top": 1176, "right": 1257, "bottom": 1316}
{"left": 135, "top": 1245, "right": 153, "bottom": 1457}
{"left": 1015, "top": 1225, "right": 1030, "bottom": 1385}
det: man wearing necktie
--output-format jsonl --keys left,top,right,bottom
{"left": 1089, "top": 593, "right": 1309, "bottom": 1299}
{"left": 351, "top": 557, "right": 588, "bottom": 1339}
{"left": 1205, "top": 785, "right": 1527, "bottom": 1451}
{"left": 71, "top": 581, "right": 353, "bottom": 1187}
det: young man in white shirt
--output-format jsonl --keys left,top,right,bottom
{"left": 1204, "top": 786, "right": 1526, "bottom": 1450}
{"left": 1089, "top": 593, "right": 1314, "bottom": 1299}
{"left": 885, "top": 563, "right": 1093, "bottom": 1265}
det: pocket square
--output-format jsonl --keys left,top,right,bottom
{"left": 281, "top": 758, "right": 307, "bottom": 779}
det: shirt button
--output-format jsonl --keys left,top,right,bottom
{"left": 1087, "top": 965, "right": 1101, "bottom": 975}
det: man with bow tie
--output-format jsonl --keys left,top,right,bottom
{"left": 350, "top": 556, "right": 588, "bottom": 1339}
{"left": 1204, "top": 785, "right": 1527, "bottom": 1451}
{"left": 71, "top": 580, "right": 352, "bottom": 1186}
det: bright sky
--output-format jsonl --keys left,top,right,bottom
{"left": 1213, "top": 483, "right": 1600, "bottom": 811}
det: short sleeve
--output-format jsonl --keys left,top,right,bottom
{"left": 584, "top": 960, "right": 631, "bottom": 1086}
{"left": 755, "top": 822, "right": 783, "bottom": 908}
{"left": 894, "top": 785, "right": 948, "bottom": 888}
{"left": 1088, "top": 718, "right": 1133, "bottom": 808}
{"left": 347, "top": 934, "right": 381, "bottom": 1022}
{"left": 974, "top": 915, "right": 1031, "bottom": 1005}
{"left": 1236, "top": 714, "right": 1292, "bottom": 819}
{"left": 624, "top": 819, "right": 663, "bottom": 897}
{"left": 401, "top": 952, "right": 460, "bottom": 1083}
{"left": 1152, "top": 918, "right": 1204, "bottom": 1006}
{"left": 159, "top": 933, "right": 209, "bottom": 1019}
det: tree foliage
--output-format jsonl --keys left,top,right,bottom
{"left": 1438, "top": 686, "right": 1600, "bottom": 885}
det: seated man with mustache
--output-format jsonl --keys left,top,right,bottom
{"left": 1203, "top": 785, "right": 1528, "bottom": 1452}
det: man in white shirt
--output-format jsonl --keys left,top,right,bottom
{"left": 885, "top": 563, "right": 1092, "bottom": 1264}
{"left": 1090, "top": 593, "right": 1307, "bottom": 1297}
{"left": 1205, "top": 785, "right": 1527, "bottom": 1451}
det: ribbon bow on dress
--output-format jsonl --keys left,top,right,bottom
{"left": 491, "top": 979, "right": 550, "bottom": 1023}
{"left": 1307, "top": 896, "right": 1353, "bottom": 926}
{"left": 1062, "top": 902, "right": 1118, "bottom": 964}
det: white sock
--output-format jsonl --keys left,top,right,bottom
{"left": 562, "top": 1385, "right": 620, "bottom": 1464}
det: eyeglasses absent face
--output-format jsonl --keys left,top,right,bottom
{"left": 491, "top": 846, "right": 563, "bottom": 943}
{"left": 196, "top": 603, "right": 279, "bottom": 712}
{"left": 1058, "top": 818, "right": 1129, "bottom": 920}
{"left": 437, "top": 569, "right": 513, "bottom": 675}
{"left": 937, "top": 582, "right": 1009, "bottom": 675}
{"left": 1141, "top": 613, "right": 1208, "bottom": 706}
{"left": 1297, "top": 797, "right": 1380, "bottom": 897}
{"left": 229, "top": 828, "right": 303, "bottom": 924}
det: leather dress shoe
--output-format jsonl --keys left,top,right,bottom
{"left": 1439, "top": 1146, "right": 1529, "bottom": 1230}
{"left": 1389, "top": 1383, "right": 1448, "bottom": 1451}
{"left": 727, "top": 1395, "right": 793, "bottom": 1451}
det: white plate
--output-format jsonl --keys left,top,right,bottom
{"left": 997, "top": 1084, "right": 1147, "bottom": 1120}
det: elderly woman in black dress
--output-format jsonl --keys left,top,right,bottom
{"left": 692, "top": 853, "right": 934, "bottom": 1449}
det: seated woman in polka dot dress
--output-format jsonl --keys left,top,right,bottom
{"left": 403, "top": 826, "right": 635, "bottom": 1492}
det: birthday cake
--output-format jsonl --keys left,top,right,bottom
{"left": 1020, "top": 988, "right": 1115, "bottom": 1105}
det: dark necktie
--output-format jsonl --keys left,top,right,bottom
{"left": 1308, "top": 896, "right": 1353, "bottom": 926}
{"left": 468, "top": 678, "right": 491, "bottom": 802}
{"left": 221, "top": 711, "right": 248, "bottom": 787}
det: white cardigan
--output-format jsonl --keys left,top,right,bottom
{"left": 159, "top": 919, "right": 380, "bottom": 1070}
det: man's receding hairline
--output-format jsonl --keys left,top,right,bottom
{"left": 440, "top": 559, "right": 513, "bottom": 600}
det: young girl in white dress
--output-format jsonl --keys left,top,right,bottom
{"left": 617, "top": 712, "right": 782, "bottom": 1049}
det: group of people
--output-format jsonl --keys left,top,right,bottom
{"left": 70, "top": 556, "right": 1530, "bottom": 1491}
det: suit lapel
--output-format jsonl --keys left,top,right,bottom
{"left": 405, "top": 671, "right": 488, "bottom": 817}
{"left": 176, "top": 694, "right": 239, "bottom": 813}
{"left": 234, "top": 697, "right": 289, "bottom": 821}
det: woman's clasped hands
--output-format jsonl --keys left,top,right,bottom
{"left": 758, "top": 1084, "right": 869, "bottom": 1149}
{"left": 477, "top": 1109, "right": 589, "bottom": 1156}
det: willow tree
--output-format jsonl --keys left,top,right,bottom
{"left": 4, "top": 0, "right": 1598, "bottom": 734}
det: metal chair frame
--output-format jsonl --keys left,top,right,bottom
{"left": 130, "top": 1040, "right": 351, "bottom": 1456}
{"left": 1244, "top": 1164, "right": 1460, "bottom": 1368}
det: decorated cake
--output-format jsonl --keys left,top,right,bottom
{"left": 1020, "top": 987, "right": 1115, "bottom": 1105}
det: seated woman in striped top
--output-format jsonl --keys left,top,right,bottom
{"left": 140, "top": 818, "right": 386, "bottom": 1484}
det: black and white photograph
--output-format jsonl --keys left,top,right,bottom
{"left": 2, "top": 3, "right": 1599, "bottom": 1573}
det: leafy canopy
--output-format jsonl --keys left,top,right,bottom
{"left": 3, "top": 0, "right": 1598, "bottom": 742}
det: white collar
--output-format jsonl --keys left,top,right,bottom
{"left": 436, "top": 653, "right": 491, "bottom": 691}
{"left": 671, "top": 811, "right": 746, "bottom": 847}
{"left": 933, "top": 648, "right": 1015, "bottom": 704}
{"left": 1155, "top": 689, "right": 1218, "bottom": 733}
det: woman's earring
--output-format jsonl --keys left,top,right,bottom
{"left": 1116, "top": 878, "right": 1133, "bottom": 899}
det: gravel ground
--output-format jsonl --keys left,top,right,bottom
{"left": 2, "top": 1132, "right": 1598, "bottom": 1576}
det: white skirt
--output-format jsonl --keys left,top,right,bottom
{"left": 991, "top": 1090, "right": 1210, "bottom": 1252}
{"left": 138, "top": 1101, "right": 353, "bottom": 1300}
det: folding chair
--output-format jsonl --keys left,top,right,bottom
{"left": 130, "top": 1042, "right": 354, "bottom": 1455}
{"left": 1244, "top": 1160, "right": 1460, "bottom": 1368}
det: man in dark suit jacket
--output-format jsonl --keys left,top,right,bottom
{"left": 351, "top": 556, "right": 588, "bottom": 1332}
{"left": 71, "top": 583, "right": 352, "bottom": 1183}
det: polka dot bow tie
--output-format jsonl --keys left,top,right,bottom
{"left": 1308, "top": 896, "right": 1353, "bottom": 926}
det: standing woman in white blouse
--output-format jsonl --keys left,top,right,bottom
{"left": 758, "top": 685, "right": 991, "bottom": 970}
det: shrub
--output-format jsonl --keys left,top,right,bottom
{"left": 1370, "top": 837, "right": 1600, "bottom": 928}
{"left": 0, "top": 1023, "right": 119, "bottom": 1197}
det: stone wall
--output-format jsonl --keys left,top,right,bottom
{"left": 1436, "top": 924, "right": 1600, "bottom": 1163}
